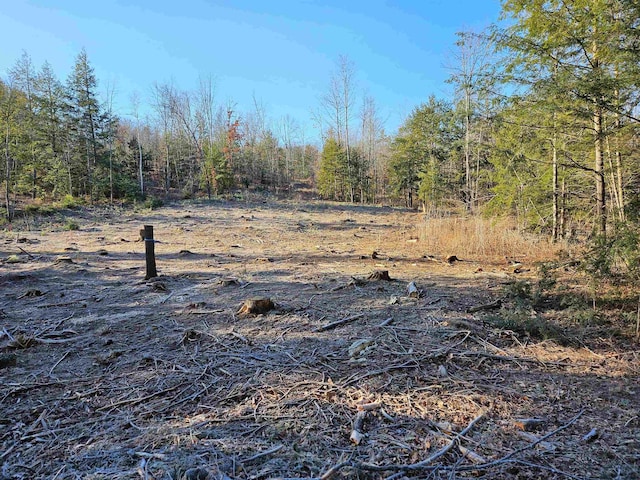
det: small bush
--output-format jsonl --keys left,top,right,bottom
{"left": 504, "top": 280, "right": 532, "bottom": 303}
{"left": 58, "top": 194, "right": 82, "bottom": 210}
{"left": 144, "top": 197, "right": 164, "bottom": 210}
{"left": 486, "top": 310, "right": 569, "bottom": 344}
{"left": 24, "top": 203, "right": 56, "bottom": 216}
{"left": 64, "top": 220, "right": 79, "bottom": 231}
{"left": 583, "top": 224, "right": 640, "bottom": 285}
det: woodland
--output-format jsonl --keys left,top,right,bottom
{"left": 2, "top": 2, "right": 640, "bottom": 240}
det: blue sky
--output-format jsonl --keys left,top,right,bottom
{"left": 0, "top": 0, "right": 502, "bottom": 140}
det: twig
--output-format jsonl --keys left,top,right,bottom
{"left": 350, "top": 410, "right": 368, "bottom": 444}
{"left": 96, "top": 383, "right": 185, "bottom": 412}
{"left": 636, "top": 297, "right": 640, "bottom": 338}
{"left": 51, "top": 465, "right": 66, "bottom": 480}
{"left": 512, "top": 459, "right": 585, "bottom": 479}
{"left": 376, "top": 317, "right": 394, "bottom": 327}
{"left": 0, "top": 442, "right": 16, "bottom": 460}
{"left": 321, "top": 460, "right": 352, "bottom": 480}
{"left": 134, "top": 452, "right": 169, "bottom": 460}
{"left": 242, "top": 444, "right": 284, "bottom": 463}
{"left": 476, "top": 409, "right": 585, "bottom": 467}
{"left": 160, "top": 291, "right": 175, "bottom": 304}
{"left": 347, "top": 412, "right": 485, "bottom": 474}
{"left": 314, "top": 313, "right": 365, "bottom": 332}
{"left": 17, "top": 246, "right": 35, "bottom": 259}
{"left": 343, "top": 360, "right": 418, "bottom": 387}
{"left": 36, "top": 300, "right": 89, "bottom": 308}
{"left": 49, "top": 350, "right": 71, "bottom": 375}
{"left": 354, "top": 409, "right": 587, "bottom": 477}
{"left": 403, "top": 412, "right": 485, "bottom": 469}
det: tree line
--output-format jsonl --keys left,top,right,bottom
{"left": 379, "top": 0, "right": 640, "bottom": 245}
{"left": 0, "top": 49, "right": 322, "bottom": 221}
{"left": 2, "top": 0, "right": 640, "bottom": 248}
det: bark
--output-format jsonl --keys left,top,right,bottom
{"left": 4, "top": 121, "right": 11, "bottom": 221}
{"left": 552, "top": 126, "right": 559, "bottom": 242}
{"left": 594, "top": 105, "right": 606, "bottom": 235}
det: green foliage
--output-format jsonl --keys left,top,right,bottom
{"left": 485, "top": 310, "right": 569, "bottom": 344}
{"left": 58, "top": 194, "right": 82, "bottom": 209}
{"left": 63, "top": 220, "right": 79, "bottom": 231}
{"left": 582, "top": 224, "right": 640, "bottom": 285}
{"left": 317, "top": 137, "right": 347, "bottom": 200}
{"left": 202, "top": 143, "right": 233, "bottom": 196}
{"left": 23, "top": 203, "right": 56, "bottom": 216}
{"left": 503, "top": 279, "right": 533, "bottom": 304}
{"left": 503, "top": 263, "right": 557, "bottom": 308}
{"left": 143, "top": 197, "right": 164, "bottom": 210}
{"left": 388, "top": 96, "right": 460, "bottom": 208}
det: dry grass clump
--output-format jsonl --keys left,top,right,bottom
{"left": 418, "top": 214, "right": 569, "bottom": 262}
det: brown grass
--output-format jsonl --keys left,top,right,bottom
{"left": 418, "top": 214, "right": 570, "bottom": 262}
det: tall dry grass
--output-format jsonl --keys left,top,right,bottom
{"left": 418, "top": 214, "right": 570, "bottom": 263}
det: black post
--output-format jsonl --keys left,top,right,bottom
{"left": 144, "top": 225, "right": 158, "bottom": 280}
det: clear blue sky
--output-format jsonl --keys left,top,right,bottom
{"left": 0, "top": 0, "right": 502, "bottom": 140}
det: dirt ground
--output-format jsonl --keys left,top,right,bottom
{"left": 0, "top": 199, "right": 638, "bottom": 479}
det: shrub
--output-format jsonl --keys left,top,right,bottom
{"left": 64, "top": 220, "right": 79, "bottom": 231}
{"left": 144, "top": 197, "right": 164, "bottom": 210}
{"left": 582, "top": 224, "right": 640, "bottom": 285}
{"left": 58, "top": 194, "right": 82, "bottom": 209}
{"left": 486, "top": 310, "right": 569, "bottom": 344}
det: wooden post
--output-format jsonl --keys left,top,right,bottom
{"left": 143, "top": 225, "right": 157, "bottom": 280}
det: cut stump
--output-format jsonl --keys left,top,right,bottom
{"left": 237, "top": 298, "right": 275, "bottom": 315}
{"left": 367, "top": 270, "right": 391, "bottom": 281}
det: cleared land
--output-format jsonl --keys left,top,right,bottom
{"left": 0, "top": 199, "right": 638, "bottom": 479}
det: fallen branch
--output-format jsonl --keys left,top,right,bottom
{"left": 407, "top": 281, "right": 419, "bottom": 298}
{"left": 346, "top": 412, "right": 485, "bottom": 474}
{"left": 320, "top": 460, "right": 351, "bottom": 480}
{"left": 343, "top": 360, "right": 418, "bottom": 387}
{"left": 466, "top": 299, "right": 502, "bottom": 313}
{"left": 17, "top": 246, "right": 35, "bottom": 259}
{"left": 96, "top": 383, "right": 185, "bottom": 412}
{"left": 36, "top": 300, "right": 89, "bottom": 309}
{"left": 354, "top": 409, "right": 585, "bottom": 477}
{"left": 376, "top": 317, "right": 394, "bottom": 327}
{"left": 350, "top": 410, "right": 368, "bottom": 445}
{"left": 242, "top": 444, "right": 284, "bottom": 463}
{"left": 49, "top": 350, "right": 71, "bottom": 375}
{"left": 314, "top": 313, "right": 365, "bottom": 332}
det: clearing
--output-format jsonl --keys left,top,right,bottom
{"left": 0, "top": 199, "right": 638, "bottom": 479}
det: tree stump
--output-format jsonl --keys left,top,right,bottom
{"left": 237, "top": 298, "right": 275, "bottom": 315}
{"left": 367, "top": 270, "right": 391, "bottom": 281}
{"left": 446, "top": 255, "right": 460, "bottom": 264}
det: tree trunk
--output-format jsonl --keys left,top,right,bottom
{"left": 138, "top": 134, "right": 144, "bottom": 196}
{"left": 552, "top": 128, "right": 559, "bottom": 242}
{"left": 560, "top": 176, "right": 566, "bottom": 239}
{"left": 4, "top": 123, "right": 12, "bottom": 221}
{"left": 594, "top": 105, "right": 606, "bottom": 235}
{"left": 165, "top": 141, "right": 170, "bottom": 193}
{"left": 464, "top": 90, "right": 471, "bottom": 211}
